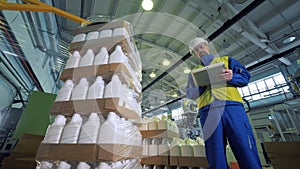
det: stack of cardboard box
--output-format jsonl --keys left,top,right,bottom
{"left": 1, "top": 134, "right": 43, "bottom": 169}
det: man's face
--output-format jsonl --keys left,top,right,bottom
{"left": 192, "top": 43, "right": 209, "bottom": 58}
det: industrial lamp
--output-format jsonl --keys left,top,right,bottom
{"left": 142, "top": 0, "right": 153, "bottom": 11}
{"left": 162, "top": 59, "right": 171, "bottom": 66}
{"left": 149, "top": 71, "right": 156, "bottom": 78}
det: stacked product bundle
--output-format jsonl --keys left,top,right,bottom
{"left": 139, "top": 116, "right": 209, "bottom": 168}
{"left": 35, "top": 20, "right": 143, "bottom": 169}
{"left": 138, "top": 116, "right": 179, "bottom": 167}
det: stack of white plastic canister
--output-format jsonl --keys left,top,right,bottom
{"left": 37, "top": 21, "right": 142, "bottom": 169}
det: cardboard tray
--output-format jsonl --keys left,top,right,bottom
{"left": 169, "top": 156, "right": 209, "bottom": 168}
{"left": 141, "top": 156, "right": 169, "bottom": 165}
{"left": 140, "top": 129, "right": 180, "bottom": 138}
{"left": 50, "top": 98, "right": 141, "bottom": 122}
{"left": 35, "top": 143, "right": 142, "bottom": 162}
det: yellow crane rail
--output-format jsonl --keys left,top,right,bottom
{"left": 0, "top": 0, "right": 91, "bottom": 25}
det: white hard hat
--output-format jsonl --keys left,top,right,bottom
{"left": 189, "top": 37, "right": 208, "bottom": 50}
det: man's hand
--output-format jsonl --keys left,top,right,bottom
{"left": 218, "top": 69, "right": 233, "bottom": 81}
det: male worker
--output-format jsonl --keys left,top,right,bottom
{"left": 186, "top": 37, "right": 262, "bottom": 169}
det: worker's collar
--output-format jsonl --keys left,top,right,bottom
{"left": 200, "top": 54, "right": 215, "bottom": 66}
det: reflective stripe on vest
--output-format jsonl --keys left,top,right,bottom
{"left": 194, "top": 56, "right": 243, "bottom": 109}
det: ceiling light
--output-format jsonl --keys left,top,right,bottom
{"left": 162, "top": 59, "right": 170, "bottom": 66}
{"left": 283, "top": 36, "right": 296, "bottom": 44}
{"left": 142, "top": 0, "right": 153, "bottom": 11}
{"left": 149, "top": 71, "right": 156, "bottom": 78}
{"left": 171, "top": 92, "right": 178, "bottom": 98}
{"left": 183, "top": 68, "right": 191, "bottom": 74}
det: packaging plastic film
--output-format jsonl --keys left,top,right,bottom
{"left": 57, "top": 161, "right": 71, "bottom": 169}
{"left": 79, "top": 49, "right": 95, "bottom": 67}
{"left": 43, "top": 115, "right": 66, "bottom": 143}
{"left": 148, "top": 117, "right": 159, "bottom": 130}
{"left": 109, "top": 45, "right": 135, "bottom": 78}
{"left": 99, "top": 29, "right": 112, "bottom": 38}
{"left": 97, "top": 159, "right": 142, "bottom": 169}
{"left": 39, "top": 20, "right": 143, "bottom": 167}
{"left": 71, "top": 77, "right": 89, "bottom": 100}
{"left": 65, "top": 51, "right": 81, "bottom": 69}
{"left": 76, "top": 162, "right": 91, "bottom": 169}
{"left": 55, "top": 79, "right": 74, "bottom": 102}
{"left": 86, "top": 31, "right": 99, "bottom": 40}
{"left": 112, "top": 27, "right": 130, "bottom": 38}
{"left": 87, "top": 76, "right": 105, "bottom": 99}
{"left": 94, "top": 47, "right": 109, "bottom": 65}
{"left": 158, "top": 138, "right": 171, "bottom": 156}
{"left": 78, "top": 113, "right": 101, "bottom": 143}
{"left": 36, "top": 159, "right": 142, "bottom": 169}
{"left": 72, "top": 33, "right": 86, "bottom": 43}
{"left": 60, "top": 114, "right": 83, "bottom": 143}
{"left": 139, "top": 117, "right": 150, "bottom": 131}
{"left": 36, "top": 161, "right": 53, "bottom": 169}
{"left": 142, "top": 138, "right": 150, "bottom": 156}
{"left": 97, "top": 112, "right": 125, "bottom": 144}
{"left": 148, "top": 138, "right": 161, "bottom": 156}
{"left": 104, "top": 75, "right": 122, "bottom": 98}
{"left": 96, "top": 112, "right": 142, "bottom": 159}
{"left": 157, "top": 115, "right": 172, "bottom": 130}
{"left": 98, "top": 112, "right": 142, "bottom": 145}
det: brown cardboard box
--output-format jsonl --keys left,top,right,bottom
{"left": 36, "top": 144, "right": 98, "bottom": 161}
{"left": 140, "top": 129, "right": 180, "bottom": 138}
{"left": 35, "top": 143, "right": 142, "bottom": 162}
{"left": 1, "top": 134, "right": 43, "bottom": 169}
{"left": 264, "top": 142, "right": 300, "bottom": 169}
{"left": 98, "top": 144, "right": 142, "bottom": 162}
{"left": 178, "top": 156, "right": 208, "bottom": 168}
{"left": 141, "top": 156, "right": 169, "bottom": 165}
{"left": 169, "top": 156, "right": 179, "bottom": 166}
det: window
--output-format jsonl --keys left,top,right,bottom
{"left": 239, "top": 73, "right": 288, "bottom": 101}
{"left": 242, "top": 87, "right": 250, "bottom": 96}
{"left": 265, "top": 78, "right": 276, "bottom": 89}
{"left": 257, "top": 81, "right": 267, "bottom": 92}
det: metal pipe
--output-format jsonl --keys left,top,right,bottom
{"left": 0, "top": 0, "right": 91, "bottom": 24}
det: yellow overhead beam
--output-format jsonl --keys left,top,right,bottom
{"left": 0, "top": 0, "right": 91, "bottom": 25}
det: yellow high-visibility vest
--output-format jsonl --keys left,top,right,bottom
{"left": 194, "top": 56, "right": 243, "bottom": 109}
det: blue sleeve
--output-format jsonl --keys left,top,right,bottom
{"left": 186, "top": 73, "right": 206, "bottom": 100}
{"left": 227, "top": 57, "right": 250, "bottom": 87}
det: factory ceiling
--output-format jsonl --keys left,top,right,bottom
{"left": 0, "top": 0, "right": 299, "bottom": 114}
